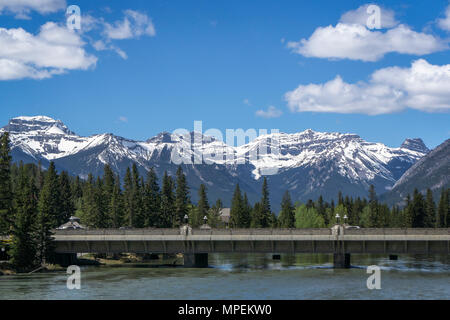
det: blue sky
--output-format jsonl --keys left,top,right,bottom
{"left": 0, "top": 0, "right": 449, "bottom": 148}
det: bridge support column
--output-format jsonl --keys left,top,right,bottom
{"left": 333, "top": 253, "right": 351, "bottom": 268}
{"left": 389, "top": 255, "right": 398, "bottom": 260}
{"left": 184, "top": 253, "right": 208, "bottom": 268}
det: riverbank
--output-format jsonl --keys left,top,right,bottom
{"left": 0, "top": 261, "right": 68, "bottom": 276}
{"left": 78, "top": 253, "right": 184, "bottom": 267}
{"left": 0, "top": 253, "right": 184, "bottom": 275}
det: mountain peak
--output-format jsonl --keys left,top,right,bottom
{"left": 5, "top": 115, "right": 75, "bottom": 136}
{"left": 401, "top": 138, "right": 429, "bottom": 153}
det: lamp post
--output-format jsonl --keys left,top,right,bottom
{"left": 343, "top": 215, "right": 348, "bottom": 225}
{"left": 335, "top": 213, "right": 340, "bottom": 225}
{"left": 203, "top": 215, "right": 208, "bottom": 225}
{"left": 184, "top": 214, "right": 189, "bottom": 225}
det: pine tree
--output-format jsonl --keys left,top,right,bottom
{"left": 92, "top": 177, "right": 109, "bottom": 228}
{"left": 251, "top": 202, "right": 264, "bottom": 228}
{"left": 123, "top": 167, "right": 135, "bottom": 227}
{"left": 36, "top": 163, "right": 60, "bottom": 263}
{"left": 316, "top": 195, "right": 326, "bottom": 224}
{"left": 437, "top": 188, "right": 448, "bottom": 228}
{"left": 424, "top": 189, "right": 436, "bottom": 228}
{"left": 143, "top": 168, "right": 161, "bottom": 227}
{"left": 411, "top": 189, "right": 426, "bottom": 228}
{"left": 338, "top": 191, "right": 343, "bottom": 206}
{"left": 110, "top": 176, "right": 124, "bottom": 228}
{"left": 160, "top": 171, "right": 175, "bottom": 227}
{"left": 241, "top": 193, "right": 251, "bottom": 228}
{"left": 278, "top": 191, "right": 295, "bottom": 228}
{"left": 259, "top": 177, "right": 271, "bottom": 227}
{"left": 368, "top": 185, "right": 378, "bottom": 227}
{"left": 175, "top": 166, "right": 190, "bottom": 227}
{"left": 0, "top": 132, "right": 13, "bottom": 235}
{"left": 195, "top": 184, "right": 209, "bottom": 227}
{"left": 230, "top": 184, "right": 244, "bottom": 228}
{"left": 38, "top": 162, "right": 61, "bottom": 228}
{"left": 10, "top": 164, "right": 39, "bottom": 272}
{"left": 58, "top": 171, "right": 75, "bottom": 225}
{"left": 131, "top": 164, "right": 144, "bottom": 227}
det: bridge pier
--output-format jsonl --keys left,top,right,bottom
{"left": 184, "top": 253, "right": 208, "bottom": 268}
{"left": 333, "top": 253, "right": 351, "bottom": 268}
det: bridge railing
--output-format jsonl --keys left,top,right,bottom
{"left": 53, "top": 228, "right": 334, "bottom": 236}
{"left": 53, "top": 228, "right": 449, "bottom": 236}
{"left": 343, "top": 228, "right": 450, "bottom": 235}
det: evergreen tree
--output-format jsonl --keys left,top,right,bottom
{"left": 437, "top": 188, "right": 448, "bottom": 228}
{"left": 368, "top": 185, "right": 378, "bottom": 227}
{"left": 241, "top": 193, "right": 251, "bottom": 228}
{"left": 175, "top": 166, "right": 190, "bottom": 227}
{"left": 424, "top": 189, "right": 436, "bottom": 228}
{"left": 411, "top": 189, "right": 426, "bottom": 228}
{"left": 72, "top": 175, "right": 83, "bottom": 200}
{"left": 160, "top": 171, "right": 175, "bottom": 227}
{"left": 92, "top": 177, "right": 109, "bottom": 228}
{"left": 251, "top": 202, "right": 264, "bottom": 228}
{"left": 58, "top": 171, "right": 75, "bottom": 225}
{"left": 258, "top": 177, "right": 271, "bottom": 228}
{"left": 131, "top": 164, "right": 144, "bottom": 227}
{"left": 143, "top": 168, "right": 161, "bottom": 227}
{"left": 338, "top": 191, "right": 343, "bottom": 206}
{"left": 36, "top": 163, "right": 60, "bottom": 263}
{"left": 123, "top": 167, "right": 135, "bottom": 227}
{"left": 195, "top": 184, "right": 209, "bottom": 227}
{"left": 10, "top": 164, "right": 38, "bottom": 272}
{"left": 316, "top": 195, "right": 326, "bottom": 224}
{"left": 110, "top": 176, "right": 124, "bottom": 228}
{"left": 0, "top": 132, "right": 13, "bottom": 234}
{"left": 39, "top": 162, "right": 61, "bottom": 228}
{"left": 401, "top": 194, "right": 413, "bottom": 228}
{"left": 230, "top": 184, "right": 244, "bottom": 228}
{"left": 278, "top": 191, "right": 295, "bottom": 228}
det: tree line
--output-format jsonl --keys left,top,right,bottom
{"left": 0, "top": 132, "right": 449, "bottom": 271}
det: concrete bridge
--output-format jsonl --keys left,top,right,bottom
{"left": 50, "top": 227, "right": 450, "bottom": 268}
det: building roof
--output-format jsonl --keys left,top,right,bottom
{"left": 219, "top": 208, "right": 231, "bottom": 223}
{"left": 57, "top": 216, "right": 85, "bottom": 230}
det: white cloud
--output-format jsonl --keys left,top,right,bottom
{"left": 340, "top": 4, "right": 398, "bottom": 29}
{"left": 285, "top": 59, "right": 450, "bottom": 115}
{"left": 288, "top": 23, "right": 447, "bottom": 62}
{"left": 93, "top": 40, "right": 128, "bottom": 59}
{"left": 0, "top": 0, "right": 66, "bottom": 18}
{"left": 103, "top": 9, "right": 156, "bottom": 40}
{"left": 0, "top": 22, "right": 97, "bottom": 80}
{"left": 438, "top": 4, "right": 450, "bottom": 31}
{"left": 255, "top": 106, "right": 283, "bottom": 118}
{"left": 243, "top": 98, "right": 251, "bottom": 106}
{"left": 118, "top": 116, "right": 128, "bottom": 123}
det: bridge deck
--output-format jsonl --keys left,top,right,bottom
{"left": 49, "top": 228, "right": 450, "bottom": 255}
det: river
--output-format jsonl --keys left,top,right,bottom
{"left": 1, "top": 254, "right": 449, "bottom": 300}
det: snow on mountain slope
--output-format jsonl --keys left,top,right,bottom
{"left": 1, "top": 116, "right": 430, "bottom": 206}
{"left": 235, "top": 130, "right": 427, "bottom": 183}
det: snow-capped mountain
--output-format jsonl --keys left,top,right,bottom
{"left": 1, "top": 116, "right": 429, "bottom": 208}
{"left": 381, "top": 139, "right": 449, "bottom": 206}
